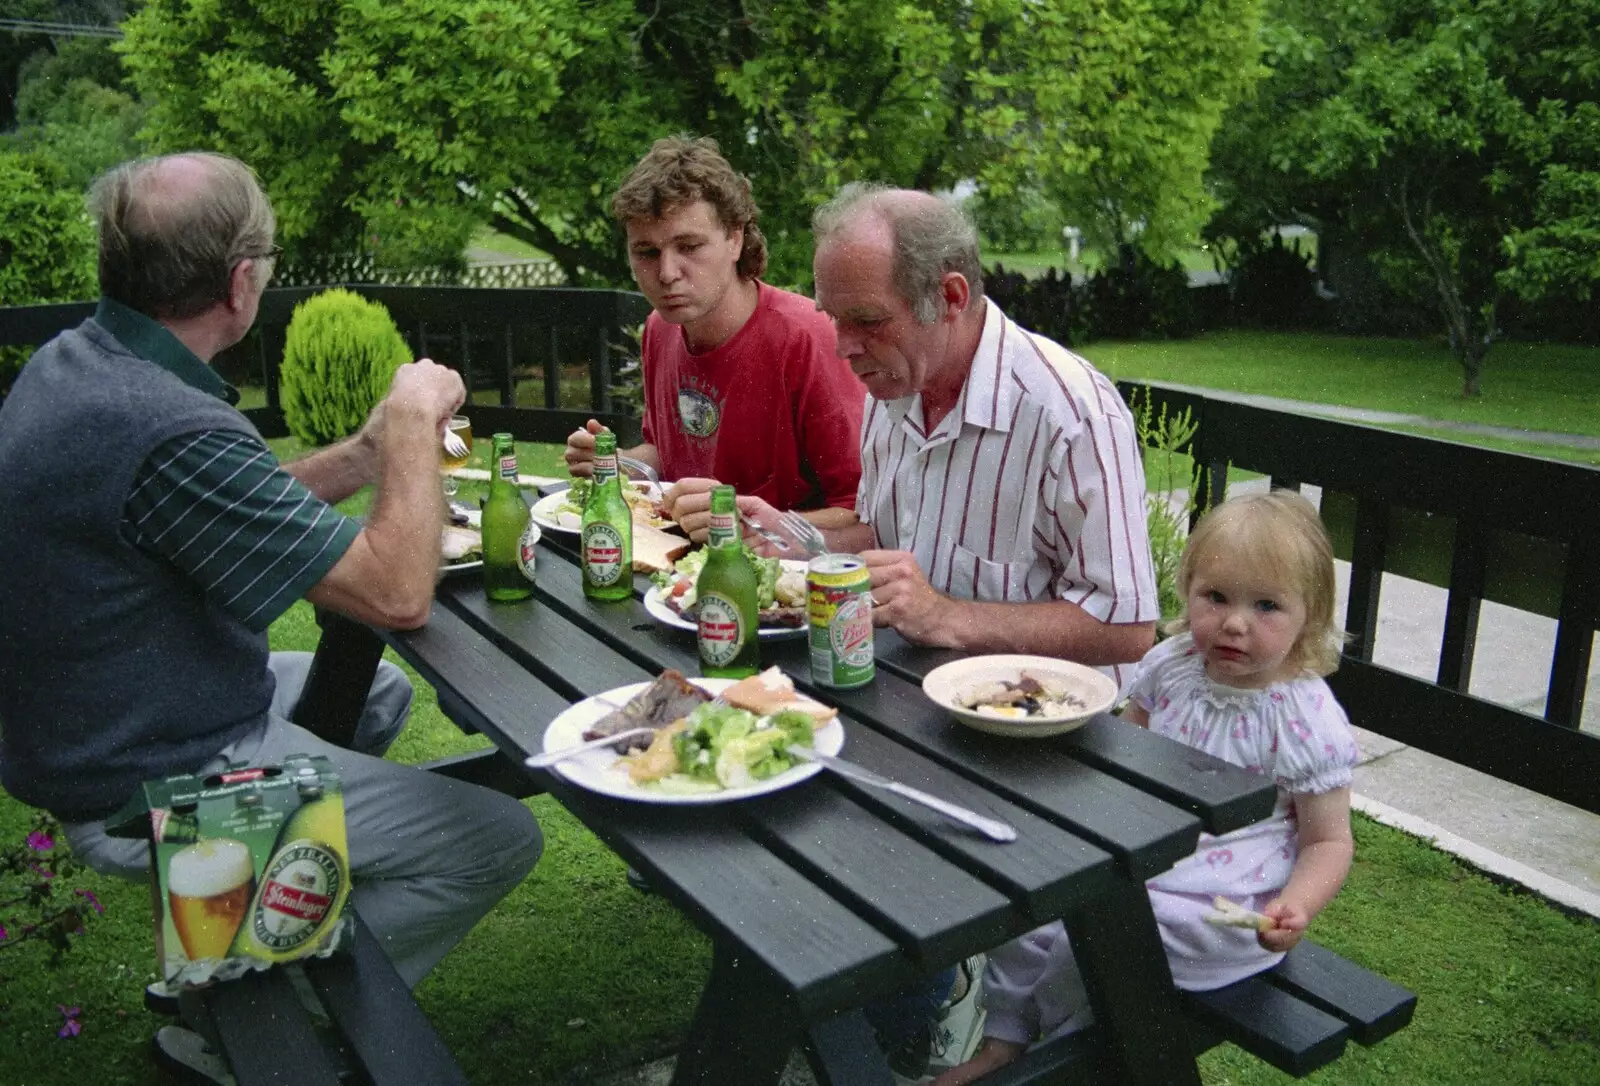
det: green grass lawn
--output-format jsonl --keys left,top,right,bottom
{"left": 1081, "top": 332, "right": 1600, "bottom": 439}
{"left": 5, "top": 338, "right": 1599, "bottom": 1083}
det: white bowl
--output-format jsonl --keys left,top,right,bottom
{"left": 921, "top": 655, "right": 1119, "bottom": 738}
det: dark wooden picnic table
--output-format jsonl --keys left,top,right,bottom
{"left": 314, "top": 512, "right": 1278, "bottom": 1085}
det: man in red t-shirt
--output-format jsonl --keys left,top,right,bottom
{"left": 565, "top": 136, "right": 864, "bottom": 542}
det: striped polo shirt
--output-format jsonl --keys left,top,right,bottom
{"left": 99, "top": 300, "right": 360, "bottom": 632}
{"left": 857, "top": 298, "right": 1158, "bottom": 627}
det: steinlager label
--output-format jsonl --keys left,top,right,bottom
{"left": 582, "top": 522, "right": 626, "bottom": 585}
{"left": 228, "top": 772, "right": 351, "bottom": 962}
{"left": 696, "top": 592, "right": 747, "bottom": 667}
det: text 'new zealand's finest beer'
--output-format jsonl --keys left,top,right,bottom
{"left": 167, "top": 837, "right": 254, "bottom": 961}
{"left": 582, "top": 431, "right": 633, "bottom": 600}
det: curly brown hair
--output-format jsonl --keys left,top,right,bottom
{"left": 610, "top": 135, "right": 767, "bottom": 281}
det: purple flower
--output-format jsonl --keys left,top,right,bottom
{"left": 0, "top": 922, "right": 8, "bottom": 941}
{"left": 73, "top": 889, "right": 104, "bottom": 915}
{"left": 57, "top": 1005, "right": 82, "bottom": 1039}
{"left": 27, "top": 830, "right": 54, "bottom": 852}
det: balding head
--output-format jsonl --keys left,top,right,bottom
{"left": 89, "top": 152, "right": 277, "bottom": 320}
{"left": 812, "top": 183, "right": 984, "bottom": 323}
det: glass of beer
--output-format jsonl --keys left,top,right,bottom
{"left": 168, "top": 837, "right": 254, "bottom": 961}
{"left": 441, "top": 415, "right": 473, "bottom": 497}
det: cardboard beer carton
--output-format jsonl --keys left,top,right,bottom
{"left": 107, "top": 753, "right": 353, "bottom": 988}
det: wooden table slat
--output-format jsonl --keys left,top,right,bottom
{"left": 546, "top": 783, "right": 912, "bottom": 1018}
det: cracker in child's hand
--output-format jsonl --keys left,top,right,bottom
{"left": 1204, "top": 895, "right": 1274, "bottom": 933}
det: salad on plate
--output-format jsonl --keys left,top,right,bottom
{"left": 534, "top": 477, "right": 673, "bottom": 532}
{"left": 649, "top": 547, "right": 808, "bottom": 627}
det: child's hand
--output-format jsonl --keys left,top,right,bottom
{"left": 929, "top": 1038, "right": 1027, "bottom": 1086}
{"left": 1257, "top": 899, "right": 1312, "bottom": 953}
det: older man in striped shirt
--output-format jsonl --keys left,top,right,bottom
{"left": 744, "top": 184, "right": 1159, "bottom": 688}
{"left": 0, "top": 154, "right": 541, "bottom": 1013}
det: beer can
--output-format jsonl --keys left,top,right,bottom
{"left": 807, "top": 554, "right": 875, "bottom": 688}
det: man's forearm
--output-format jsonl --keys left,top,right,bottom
{"left": 926, "top": 598, "right": 1154, "bottom": 664}
{"left": 284, "top": 433, "right": 380, "bottom": 504}
{"left": 823, "top": 516, "right": 876, "bottom": 553}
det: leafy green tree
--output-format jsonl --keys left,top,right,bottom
{"left": 7, "top": 38, "right": 143, "bottom": 192}
{"left": 118, "top": 0, "right": 1267, "bottom": 286}
{"left": 1208, "top": 0, "right": 1600, "bottom": 396}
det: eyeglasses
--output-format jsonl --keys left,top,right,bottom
{"left": 255, "top": 245, "right": 284, "bottom": 262}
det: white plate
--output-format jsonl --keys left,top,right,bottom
{"left": 439, "top": 559, "right": 482, "bottom": 577}
{"left": 643, "top": 558, "right": 811, "bottom": 641}
{"left": 531, "top": 483, "right": 667, "bottom": 535}
{"left": 536, "top": 678, "right": 845, "bottom": 804}
{"left": 922, "top": 655, "right": 1119, "bottom": 739}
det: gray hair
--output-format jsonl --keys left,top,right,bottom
{"left": 813, "top": 182, "right": 985, "bottom": 323}
{"left": 88, "top": 152, "right": 277, "bottom": 320}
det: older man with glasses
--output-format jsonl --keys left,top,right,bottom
{"left": 0, "top": 152, "right": 541, "bottom": 1077}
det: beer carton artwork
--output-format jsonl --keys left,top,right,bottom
{"left": 108, "top": 754, "right": 353, "bottom": 988}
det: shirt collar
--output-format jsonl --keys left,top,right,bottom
{"left": 94, "top": 296, "right": 240, "bottom": 406}
{"left": 959, "top": 297, "right": 1013, "bottom": 433}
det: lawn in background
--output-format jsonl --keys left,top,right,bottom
{"left": 1083, "top": 332, "right": 1600, "bottom": 439}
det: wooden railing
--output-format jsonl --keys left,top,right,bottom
{"left": 0, "top": 285, "right": 653, "bottom": 445}
{"left": 4, "top": 292, "right": 1592, "bottom": 812}
{"left": 1122, "top": 381, "right": 1599, "bottom": 814}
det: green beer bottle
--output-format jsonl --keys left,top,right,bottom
{"left": 482, "top": 432, "right": 536, "bottom": 602}
{"left": 581, "top": 432, "right": 633, "bottom": 600}
{"left": 696, "top": 485, "right": 760, "bottom": 679}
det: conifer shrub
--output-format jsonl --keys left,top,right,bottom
{"left": 279, "top": 289, "right": 410, "bottom": 446}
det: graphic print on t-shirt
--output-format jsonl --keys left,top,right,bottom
{"left": 676, "top": 375, "right": 723, "bottom": 441}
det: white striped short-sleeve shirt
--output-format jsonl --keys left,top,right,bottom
{"left": 857, "top": 298, "right": 1158, "bottom": 626}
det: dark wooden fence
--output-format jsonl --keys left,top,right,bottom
{"left": 0, "top": 285, "right": 651, "bottom": 445}
{"left": 1122, "top": 381, "right": 1599, "bottom": 814}
{"left": 3, "top": 291, "right": 1593, "bottom": 812}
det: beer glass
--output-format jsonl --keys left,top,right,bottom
{"left": 168, "top": 837, "right": 254, "bottom": 961}
{"left": 441, "top": 415, "right": 473, "bottom": 497}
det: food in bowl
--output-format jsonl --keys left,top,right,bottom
{"left": 960, "top": 672, "right": 1090, "bottom": 719}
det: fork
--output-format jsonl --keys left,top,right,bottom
{"left": 777, "top": 511, "right": 829, "bottom": 557}
{"left": 617, "top": 455, "right": 661, "bottom": 490}
{"left": 442, "top": 428, "right": 470, "bottom": 460}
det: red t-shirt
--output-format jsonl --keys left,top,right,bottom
{"left": 640, "top": 282, "right": 864, "bottom": 511}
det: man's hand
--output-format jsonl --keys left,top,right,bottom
{"left": 385, "top": 357, "right": 465, "bottom": 431}
{"left": 661, "top": 477, "right": 722, "bottom": 543}
{"left": 563, "top": 419, "right": 610, "bottom": 479}
{"left": 862, "top": 549, "right": 954, "bottom": 645}
{"left": 735, "top": 495, "right": 791, "bottom": 557}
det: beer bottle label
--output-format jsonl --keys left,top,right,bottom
{"left": 498, "top": 453, "right": 518, "bottom": 481}
{"left": 518, "top": 522, "right": 539, "bottom": 582}
{"left": 707, "top": 510, "right": 737, "bottom": 549}
{"left": 593, "top": 453, "right": 619, "bottom": 485}
{"left": 244, "top": 839, "right": 346, "bottom": 954}
{"left": 697, "top": 592, "right": 747, "bottom": 666}
{"left": 582, "top": 522, "right": 626, "bottom": 585}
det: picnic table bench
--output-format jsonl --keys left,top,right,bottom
{"left": 274, "top": 496, "right": 1414, "bottom": 1085}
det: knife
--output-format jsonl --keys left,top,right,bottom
{"left": 788, "top": 746, "right": 1018, "bottom": 843}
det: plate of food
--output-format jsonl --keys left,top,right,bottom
{"left": 439, "top": 524, "right": 482, "bottom": 576}
{"left": 921, "top": 655, "right": 1118, "bottom": 738}
{"left": 644, "top": 552, "right": 810, "bottom": 640}
{"left": 534, "top": 667, "right": 843, "bottom": 803}
{"left": 531, "top": 478, "right": 670, "bottom": 534}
